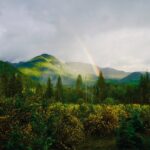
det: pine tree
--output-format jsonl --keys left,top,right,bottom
{"left": 0, "top": 75, "right": 2, "bottom": 96}
{"left": 75, "top": 74, "right": 84, "bottom": 101}
{"left": 0, "top": 74, "right": 8, "bottom": 96}
{"left": 15, "top": 74, "right": 23, "bottom": 97}
{"left": 7, "top": 74, "right": 16, "bottom": 97}
{"left": 35, "top": 83, "right": 43, "bottom": 97}
{"left": 6, "top": 74, "right": 23, "bottom": 97}
{"left": 95, "top": 72, "right": 106, "bottom": 102}
{"left": 55, "top": 76, "right": 63, "bottom": 101}
{"left": 139, "top": 72, "right": 150, "bottom": 103}
{"left": 44, "top": 77, "right": 53, "bottom": 99}
{"left": 76, "top": 74, "right": 83, "bottom": 91}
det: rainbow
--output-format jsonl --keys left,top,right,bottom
{"left": 60, "top": 20, "right": 100, "bottom": 76}
{"left": 76, "top": 37, "right": 100, "bottom": 76}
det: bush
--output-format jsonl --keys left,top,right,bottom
{"left": 5, "top": 126, "right": 25, "bottom": 150}
{"left": 141, "top": 106, "right": 150, "bottom": 129}
{"left": 49, "top": 113, "right": 84, "bottom": 150}
{"left": 103, "top": 97, "right": 117, "bottom": 105}
{"left": 84, "top": 106, "right": 118, "bottom": 136}
{"left": 117, "top": 115, "right": 144, "bottom": 150}
{"left": 30, "top": 112, "right": 54, "bottom": 150}
{"left": 78, "top": 103, "right": 94, "bottom": 121}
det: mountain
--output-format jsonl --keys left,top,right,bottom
{"left": 0, "top": 60, "right": 37, "bottom": 88}
{"left": 0, "top": 60, "right": 21, "bottom": 76}
{"left": 101, "top": 67, "right": 129, "bottom": 79}
{"left": 13, "top": 54, "right": 131, "bottom": 85}
{"left": 120, "top": 72, "right": 143, "bottom": 84}
{"left": 14, "top": 54, "right": 75, "bottom": 85}
{"left": 1, "top": 55, "right": 147, "bottom": 86}
{"left": 65, "top": 62, "right": 129, "bottom": 79}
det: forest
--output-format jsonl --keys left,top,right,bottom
{"left": 1, "top": 0, "right": 150, "bottom": 149}
{"left": 0, "top": 69, "right": 150, "bottom": 150}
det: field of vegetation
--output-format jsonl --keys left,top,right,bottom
{"left": 1, "top": 98, "right": 150, "bottom": 150}
{"left": 0, "top": 68, "right": 150, "bottom": 149}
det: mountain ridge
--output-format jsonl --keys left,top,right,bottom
{"left": 5, "top": 53, "right": 147, "bottom": 85}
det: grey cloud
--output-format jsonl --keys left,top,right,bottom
{"left": 0, "top": 0, "right": 149, "bottom": 71}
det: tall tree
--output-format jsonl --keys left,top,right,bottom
{"left": 139, "top": 72, "right": 150, "bottom": 103}
{"left": 15, "top": 74, "right": 23, "bottom": 97}
{"left": 95, "top": 72, "right": 106, "bottom": 102}
{"left": 0, "top": 74, "right": 8, "bottom": 96}
{"left": 55, "top": 76, "right": 63, "bottom": 101}
{"left": 75, "top": 74, "right": 84, "bottom": 101}
{"left": 76, "top": 75, "right": 83, "bottom": 91}
{"left": 7, "top": 74, "right": 16, "bottom": 97}
{"left": 44, "top": 77, "right": 53, "bottom": 99}
{"left": 35, "top": 83, "right": 43, "bottom": 98}
{"left": 5, "top": 74, "right": 23, "bottom": 97}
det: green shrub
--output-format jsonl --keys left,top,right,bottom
{"left": 5, "top": 126, "right": 25, "bottom": 150}
{"left": 141, "top": 106, "right": 150, "bottom": 129}
{"left": 103, "top": 97, "right": 117, "bottom": 105}
{"left": 117, "top": 115, "right": 144, "bottom": 150}
{"left": 84, "top": 106, "right": 118, "bottom": 136}
{"left": 30, "top": 112, "right": 54, "bottom": 150}
{"left": 49, "top": 113, "right": 84, "bottom": 150}
{"left": 78, "top": 103, "right": 94, "bottom": 121}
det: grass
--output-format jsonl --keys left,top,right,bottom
{"left": 77, "top": 136, "right": 117, "bottom": 150}
{"left": 77, "top": 134, "right": 150, "bottom": 150}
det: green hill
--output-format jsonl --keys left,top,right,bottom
{"left": 1, "top": 54, "right": 147, "bottom": 85}
{"left": 13, "top": 54, "right": 133, "bottom": 85}
{"left": 0, "top": 60, "right": 21, "bottom": 76}
{"left": 120, "top": 72, "right": 150, "bottom": 84}
{"left": 14, "top": 54, "right": 75, "bottom": 85}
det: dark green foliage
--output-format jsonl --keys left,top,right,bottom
{"left": 55, "top": 76, "right": 63, "bottom": 102}
{"left": 75, "top": 74, "right": 84, "bottom": 101}
{"left": 6, "top": 126, "right": 25, "bottom": 150}
{"left": 0, "top": 61, "right": 20, "bottom": 76}
{"left": 15, "top": 75, "right": 23, "bottom": 97}
{"left": 76, "top": 74, "right": 83, "bottom": 91}
{"left": 44, "top": 77, "right": 53, "bottom": 99}
{"left": 35, "top": 83, "right": 44, "bottom": 98}
{"left": 117, "top": 113, "right": 144, "bottom": 150}
{"left": 94, "top": 72, "right": 107, "bottom": 102}
{"left": 125, "top": 85, "right": 138, "bottom": 103}
{"left": 130, "top": 112, "right": 144, "bottom": 133}
{"left": 0, "top": 74, "right": 9, "bottom": 96}
{"left": 0, "top": 73, "right": 23, "bottom": 97}
{"left": 31, "top": 112, "right": 54, "bottom": 150}
{"left": 139, "top": 72, "right": 150, "bottom": 103}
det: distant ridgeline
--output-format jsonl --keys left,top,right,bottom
{"left": 0, "top": 54, "right": 149, "bottom": 85}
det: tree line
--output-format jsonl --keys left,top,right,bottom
{"left": 0, "top": 72, "right": 149, "bottom": 104}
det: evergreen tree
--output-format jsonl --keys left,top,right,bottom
{"left": 75, "top": 75, "right": 84, "bottom": 101}
{"left": 95, "top": 72, "right": 106, "bottom": 102}
{"left": 6, "top": 74, "right": 23, "bottom": 97}
{"left": 7, "top": 74, "right": 16, "bottom": 97}
{"left": 15, "top": 74, "right": 23, "bottom": 97}
{"left": 0, "top": 75, "right": 2, "bottom": 96}
{"left": 76, "top": 74, "right": 83, "bottom": 91}
{"left": 139, "top": 72, "right": 150, "bottom": 103}
{"left": 0, "top": 74, "right": 8, "bottom": 96}
{"left": 44, "top": 77, "right": 53, "bottom": 99}
{"left": 55, "top": 76, "right": 63, "bottom": 102}
{"left": 35, "top": 83, "right": 43, "bottom": 98}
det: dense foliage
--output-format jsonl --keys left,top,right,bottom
{"left": 0, "top": 71, "right": 150, "bottom": 149}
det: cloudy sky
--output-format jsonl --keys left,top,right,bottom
{"left": 0, "top": 0, "right": 150, "bottom": 71}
